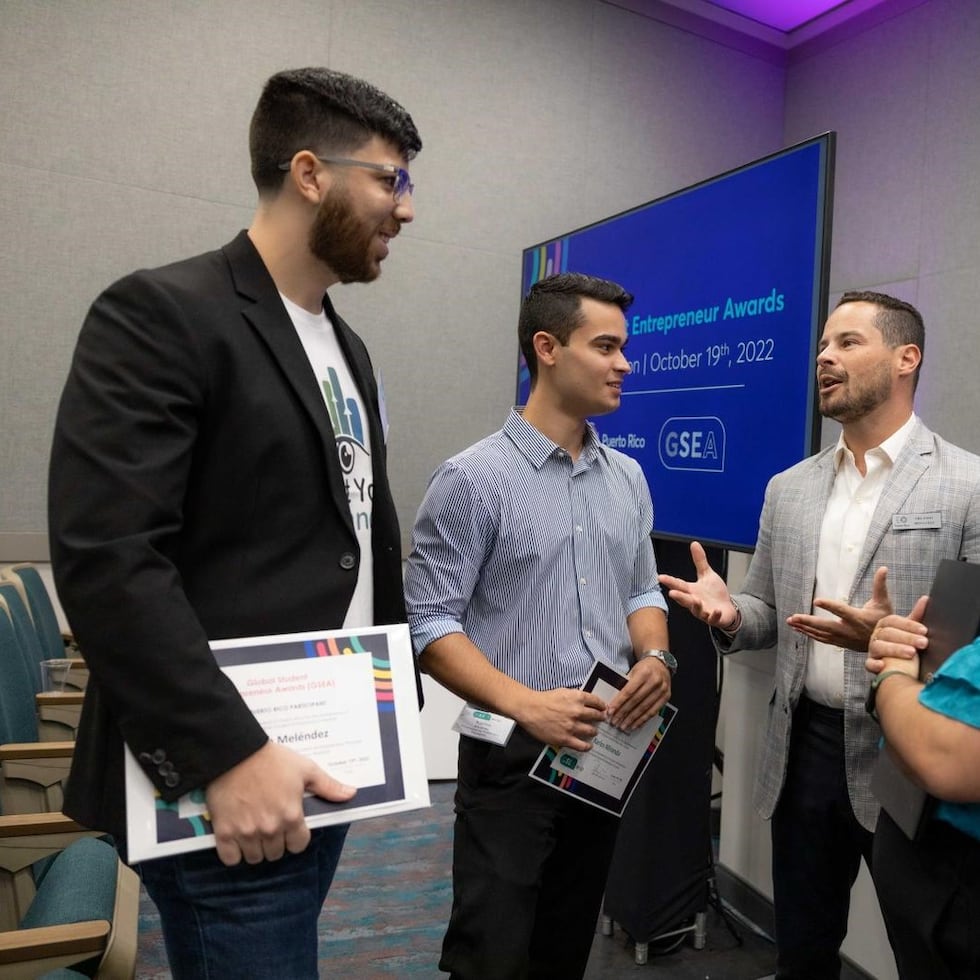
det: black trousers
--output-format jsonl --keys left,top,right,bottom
{"left": 771, "top": 697, "right": 874, "bottom": 980}
{"left": 874, "top": 809, "right": 980, "bottom": 980}
{"left": 441, "top": 728, "right": 620, "bottom": 980}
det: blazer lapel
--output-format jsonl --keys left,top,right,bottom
{"left": 851, "top": 420, "right": 933, "bottom": 596}
{"left": 799, "top": 448, "right": 837, "bottom": 607}
{"left": 222, "top": 232, "right": 354, "bottom": 533}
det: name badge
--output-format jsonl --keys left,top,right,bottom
{"left": 452, "top": 703, "right": 516, "bottom": 746}
{"left": 891, "top": 512, "right": 942, "bottom": 531}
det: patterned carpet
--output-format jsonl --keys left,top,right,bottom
{"left": 135, "top": 780, "right": 776, "bottom": 978}
{"left": 134, "top": 780, "right": 456, "bottom": 977}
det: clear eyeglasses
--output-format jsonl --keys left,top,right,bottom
{"left": 278, "top": 155, "right": 414, "bottom": 201}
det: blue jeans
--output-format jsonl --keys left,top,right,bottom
{"left": 137, "top": 824, "right": 349, "bottom": 979}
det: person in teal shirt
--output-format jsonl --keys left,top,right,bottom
{"left": 867, "top": 600, "right": 980, "bottom": 979}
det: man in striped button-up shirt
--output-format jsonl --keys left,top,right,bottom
{"left": 405, "top": 272, "right": 671, "bottom": 980}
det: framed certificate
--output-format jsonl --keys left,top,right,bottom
{"left": 529, "top": 660, "right": 677, "bottom": 817}
{"left": 125, "top": 623, "right": 429, "bottom": 862}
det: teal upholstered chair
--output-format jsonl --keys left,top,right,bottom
{"left": 0, "top": 566, "right": 72, "bottom": 662}
{"left": 0, "top": 820, "right": 138, "bottom": 978}
{"left": 0, "top": 587, "right": 82, "bottom": 744}
{"left": 0, "top": 584, "right": 45, "bottom": 695}
{"left": 0, "top": 599, "right": 74, "bottom": 816}
{"left": 0, "top": 591, "right": 136, "bottom": 976}
{"left": 0, "top": 566, "right": 87, "bottom": 693}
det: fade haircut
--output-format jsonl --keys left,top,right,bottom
{"left": 837, "top": 290, "right": 924, "bottom": 389}
{"left": 519, "top": 273, "right": 634, "bottom": 386}
{"left": 249, "top": 67, "right": 422, "bottom": 196}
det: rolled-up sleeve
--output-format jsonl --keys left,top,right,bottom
{"left": 626, "top": 463, "right": 667, "bottom": 617}
{"left": 405, "top": 462, "right": 494, "bottom": 656}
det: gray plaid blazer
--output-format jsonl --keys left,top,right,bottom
{"left": 716, "top": 419, "right": 980, "bottom": 831}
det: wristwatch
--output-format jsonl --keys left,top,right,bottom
{"left": 642, "top": 648, "right": 677, "bottom": 676}
{"left": 865, "top": 668, "right": 909, "bottom": 721}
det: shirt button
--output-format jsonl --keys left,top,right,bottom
{"left": 579, "top": 577, "right": 587, "bottom": 585}
{"left": 575, "top": 525, "right": 583, "bottom": 533}
{"left": 584, "top": 629, "right": 593, "bottom": 638}
{"left": 339, "top": 552, "right": 357, "bottom": 570}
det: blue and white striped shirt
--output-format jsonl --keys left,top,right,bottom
{"left": 405, "top": 409, "right": 667, "bottom": 691}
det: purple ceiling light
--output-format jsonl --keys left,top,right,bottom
{"left": 704, "top": 0, "right": 860, "bottom": 33}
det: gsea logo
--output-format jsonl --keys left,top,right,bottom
{"left": 658, "top": 417, "right": 726, "bottom": 472}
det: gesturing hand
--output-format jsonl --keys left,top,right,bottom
{"left": 658, "top": 541, "right": 738, "bottom": 629}
{"left": 787, "top": 565, "right": 893, "bottom": 652}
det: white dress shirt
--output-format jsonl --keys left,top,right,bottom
{"left": 805, "top": 414, "right": 917, "bottom": 706}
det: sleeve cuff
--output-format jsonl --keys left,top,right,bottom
{"left": 409, "top": 618, "right": 465, "bottom": 657}
{"left": 626, "top": 591, "right": 669, "bottom": 617}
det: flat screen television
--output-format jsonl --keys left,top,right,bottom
{"left": 517, "top": 133, "right": 835, "bottom": 553}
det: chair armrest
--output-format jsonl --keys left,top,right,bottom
{"left": 0, "top": 920, "right": 111, "bottom": 965}
{"left": 35, "top": 692, "right": 84, "bottom": 708}
{"left": 0, "top": 741, "right": 74, "bottom": 761}
{"left": 0, "top": 812, "right": 87, "bottom": 838}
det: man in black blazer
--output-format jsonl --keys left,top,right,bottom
{"left": 48, "top": 68, "right": 421, "bottom": 979}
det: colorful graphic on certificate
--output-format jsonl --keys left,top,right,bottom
{"left": 125, "top": 623, "right": 429, "bottom": 862}
{"left": 529, "top": 660, "right": 677, "bottom": 817}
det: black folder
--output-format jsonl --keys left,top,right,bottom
{"left": 870, "top": 559, "right": 980, "bottom": 839}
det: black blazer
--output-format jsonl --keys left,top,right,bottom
{"left": 49, "top": 231, "right": 408, "bottom": 836}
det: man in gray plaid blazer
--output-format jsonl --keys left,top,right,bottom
{"left": 660, "top": 290, "right": 980, "bottom": 979}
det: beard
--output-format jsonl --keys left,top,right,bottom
{"left": 819, "top": 360, "right": 893, "bottom": 423}
{"left": 309, "top": 185, "right": 384, "bottom": 284}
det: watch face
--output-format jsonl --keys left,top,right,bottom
{"left": 647, "top": 649, "right": 676, "bottom": 673}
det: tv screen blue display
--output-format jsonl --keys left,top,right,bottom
{"left": 517, "top": 133, "right": 835, "bottom": 552}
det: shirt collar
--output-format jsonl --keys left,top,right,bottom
{"left": 833, "top": 413, "right": 917, "bottom": 471}
{"left": 503, "top": 409, "right": 608, "bottom": 469}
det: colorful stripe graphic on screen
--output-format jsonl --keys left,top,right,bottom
{"left": 518, "top": 237, "right": 571, "bottom": 399}
{"left": 307, "top": 633, "right": 395, "bottom": 712}
{"left": 527, "top": 236, "right": 570, "bottom": 285}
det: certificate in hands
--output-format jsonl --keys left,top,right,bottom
{"left": 125, "top": 623, "right": 429, "bottom": 862}
{"left": 529, "top": 660, "right": 677, "bottom": 817}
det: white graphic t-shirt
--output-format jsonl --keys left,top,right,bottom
{"left": 281, "top": 294, "right": 374, "bottom": 628}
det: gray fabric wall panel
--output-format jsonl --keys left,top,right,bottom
{"left": 918, "top": 0, "right": 980, "bottom": 277}
{"left": 916, "top": 269, "right": 980, "bottom": 457}
{"left": 785, "top": 3, "right": 933, "bottom": 291}
{"left": 0, "top": 0, "right": 783, "bottom": 544}
{"left": 786, "top": 0, "right": 980, "bottom": 461}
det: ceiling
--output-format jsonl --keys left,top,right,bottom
{"left": 696, "top": 0, "right": 876, "bottom": 34}
{"left": 620, "top": 0, "right": 925, "bottom": 60}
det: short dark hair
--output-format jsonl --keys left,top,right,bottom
{"left": 249, "top": 67, "right": 422, "bottom": 195}
{"left": 836, "top": 290, "right": 924, "bottom": 388}
{"left": 519, "top": 273, "right": 634, "bottom": 386}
